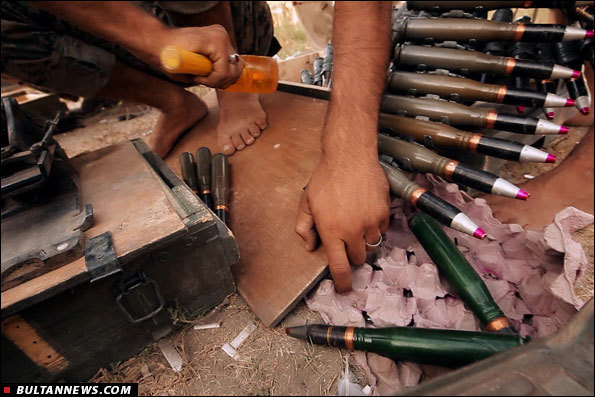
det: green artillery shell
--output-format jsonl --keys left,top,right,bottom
{"left": 378, "top": 134, "right": 527, "bottom": 199}
{"left": 286, "top": 324, "right": 526, "bottom": 367}
{"left": 392, "top": 18, "right": 591, "bottom": 43}
{"left": 196, "top": 147, "right": 214, "bottom": 210}
{"left": 179, "top": 152, "right": 198, "bottom": 193}
{"left": 409, "top": 212, "right": 514, "bottom": 332}
{"left": 378, "top": 113, "right": 555, "bottom": 163}
{"left": 211, "top": 153, "right": 230, "bottom": 226}
{"left": 380, "top": 94, "right": 566, "bottom": 135}
{"left": 393, "top": 44, "right": 579, "bottom": 80}
{"left": 386, "top": 71, "right": 571, "bottom": 108}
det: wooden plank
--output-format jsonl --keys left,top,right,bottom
{"left": 73, "top": 142, "right": 187, "bottom": 261}
{"left": 165, "top": 91, "right": 329, "bottom": 327}
{"left": 1, "top": 257, "right": 87, "bottom": 313}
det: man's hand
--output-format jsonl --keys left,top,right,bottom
{"left": 294, "top": 1, "right": 392, "bottom": 293}
{"left": 295, "top": 148, "right": 390, "bottom": 293}
{"left": 148, "top": 25, "right": 245, "bottom": 89}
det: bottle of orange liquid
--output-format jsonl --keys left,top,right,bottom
{"left": 160, "top": 45, "right": 278, "bottom": 94}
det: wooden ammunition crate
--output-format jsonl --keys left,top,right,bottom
{"left": 1, "top": 139, "right": 238, "bottom": 382}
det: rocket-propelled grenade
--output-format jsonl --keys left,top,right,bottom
{"left": 386, "top": 72, "right": 572, "bottom": 108}
{"left": 378, "top": 134, "right": 529, "bottom": 200}
{"left": 381, "top": 161, "right": 486, "bottom": 239}
{"left": 379, "top": 113, "right": 557, "bottom": 163}
{"left": 285, "top": 324, "right": 527, "bottom": 367}
{"left": 380, "top": 94, "right": 568, "bottom": 135}
{"left": 393, "top": 44, "right": 580, "bottom": 80}
{"left": 196, "top": 147, "right": 214, "bottom": 210}
{"left": 392, "top": 18, "right": 593, "bottom": 43}
{"left": 211, "top": 153, "right": 230, "bottom": 226}
{"left": 409, "top": 212, "right": 516, "bottom": 333}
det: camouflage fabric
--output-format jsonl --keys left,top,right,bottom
{"left": 1, "top": 1, "right": 276, "bottom": 98}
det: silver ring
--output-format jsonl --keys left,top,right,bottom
{"left": 228, "top": 53, "right": 240, "bottom": 64}
{"left": 364, "top": 233, "right": 383, "bottom": 248}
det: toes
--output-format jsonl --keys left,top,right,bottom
{"left": 241, "top": 129, "right": 255, "bottom": 145}
{"left": 248, "top": 124, "right": 261, "bottom": 138}
{"left": 219, "top": 136, "right": 235, "bottom": 155}
{"left": 231, "top": 134, "right": 246, "bottom": 151}
{"left": 255, "top": 119, "right": 268, "bottom": 130}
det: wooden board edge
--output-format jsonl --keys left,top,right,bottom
{"left": 1, "top": 257, "right": 88, "bottom": 316}
{"left": 243, "top": 265, "right": 329, "bottom": 328}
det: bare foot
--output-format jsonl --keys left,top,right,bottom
{"left": 485, "top": 129, "right": 594, "bottom": 232}
{"left": 149, "top": 90, "right": 208, "bottom": 157}
{"left": 216, "top": 90, "right": 267, "bottom": 155}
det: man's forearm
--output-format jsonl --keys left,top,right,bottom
{"left": 29, "top": 2, "right": 171, "bottom": 59}
{"left": 323, "top": 1, "right": 392, "bottom": 159}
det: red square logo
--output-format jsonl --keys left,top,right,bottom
{"left": 3, "top": 387, "right": 10, "bottom": 394}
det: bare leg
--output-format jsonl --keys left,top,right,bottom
{"left": 166, "top": 2, "right": 268, "bottom": 155}
{"left": 96, "top": 61, "right": 208, "bottom": 157}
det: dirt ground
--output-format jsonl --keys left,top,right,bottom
{"left": 50, "top": 89, "right": 594, "bottom": 396}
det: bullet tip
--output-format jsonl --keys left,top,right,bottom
{"left": 546, "top": 111, "right": 555, "bottom": 120}
{"left": 285, "top": 327, "right": 291, "bottom": 335}
{"left": 546, "top": 154, "right": 557, "bottom": 163}
{"left": 516, "top": 190, "right": 530, "bottom": 200}
{"left": 572, "top": 70, "right": 581, "bottom": 79}
{"left": 516, "top": 106, "right": 526, "bottom": 114}
{"left": 586, "top": 30, "right": 594, "bottom": 39}
{"left": 565, "top": 98, "right": 575, "bottom": 107}
{"left": 473, "top": 228, "right": 487, "bottom": 240}
{"left": 559, "top": 125, "right": 569, "bottom": 134}
{"left": 580, "top": 107, "right": 590, "bottom": 115}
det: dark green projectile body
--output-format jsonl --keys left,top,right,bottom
{"left": 393, "top": 44, "right": 558, "bottom": 79}
{"left": 386, "top": 71, "right": 550, "bottom": 108}
{"left": 380, "top": 94, "right": 542, "bottom": 134}
{"left": 378, "top": 134, "right": 503, "bottom": 195}
{"left": 286, "top": 324, "right": 526, "bottom": 368}
{"left": 408, "top": 212, "right": 507, "bottom": 328}
{"left": 211, "top": 153, "right": 230, "bottom": 226}
{"left": 179, "top": 152, "right": 198, "bottom": 193}
{"left": 196, "top": 147, "right": 214, "bottom": 210}
{"left": 392, "top": 18, "right": 575, "bottom": 44}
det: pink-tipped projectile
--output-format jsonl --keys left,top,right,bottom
{"left": 516, "top": 190, "right": 530, "bottom": 201}
{"left": 559, "top": 125, "right": 569, "bottom": 134}
{"left": 517, "top": 106, "right": 526, "bottom": 114}
{"left": 580, "top": 107, "right": 590, "bottom": 115}
{"left": 565, "top": 98, "right": 575, "bottom": 107}
{"left": 586, "top": 30, "right": 594, "bottom": 39}
{"left": 546, "top": 111, "right": 555, "bottom": 120}
{"left": 473, "top": 228, "right": 487, "bottom": 240}
{"left": 546, "top": 154, "right": 557, "bottom": 163}
{"left": 572, "top": 70, "right": 581, "bottom": 79}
